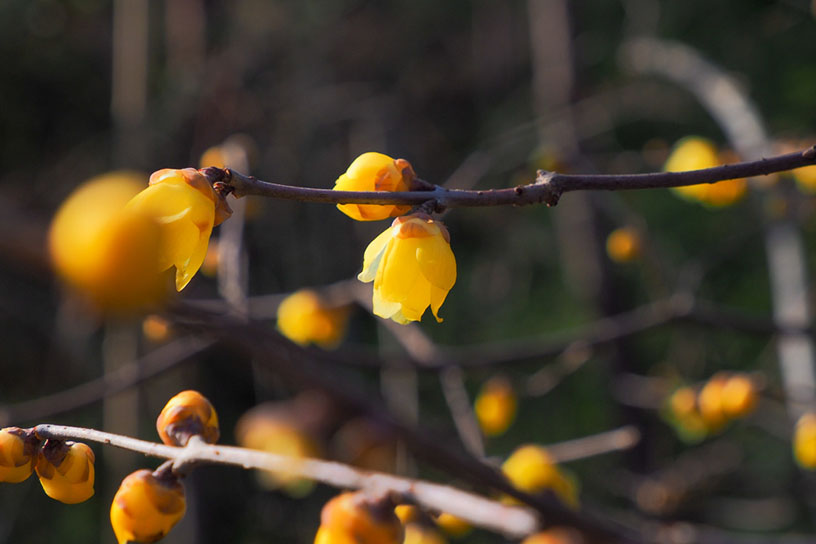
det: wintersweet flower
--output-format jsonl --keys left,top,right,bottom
{"left": 127, "top": 168, "right": 232, "bottom": 291}
{"left": 0, "top": 427, "right": 35, "bottom": 483}
{"left": 664, "top": 137, "right": 746, "bottom": 207}
{"left": 334, "top": 152, "right": 415, "bottom": 221}
{"left": 315, "top": 492, "right": 404, "bottom": 544}
{"left": 501, "top": 445, "right": 579, "bottom": 509}
{"left": 110, "top": 469, "right": 186, "bottom": 544}
{"left": 35, "top": 440, "right": 95, "bottom": 504}
{"left": 277, "top": 289, "right": 350, "bottom": 348}
{"left": 358, "top": 213, "right": 456, "bottom": 324}
{"left": 474, "top": 375, "right": 517, "bottom": 437}
{"left": 794, "top": 413, "right": 816, "bottom": 469}
{"left": 156, "top": 390, "right": 220, "bottom": 447}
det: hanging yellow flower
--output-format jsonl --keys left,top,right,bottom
{"left": 110, "top": 469, "right": 186, "bottom": 544}
{"left": 277, "top": 289, "right": 350, "bottom": 348}
{"left": 358, "top": 213, "right": 456, "bottom": 324}
{"left": 126, "top": 168, "right": 232, "bottom": 291}
{"left": 0, "top": 427, "right": 35, "bottom": 484}
{"left": 314, "top": 492, "right": 404, "bottom": 544}
{"left": 334, "top": 152, "right": 415, "bottom": 221}
{"left": 156, "top": 390, "right": 220, "bottom": 447}
{"left": 35, "top": 440, "right": 95, "bottom": 504}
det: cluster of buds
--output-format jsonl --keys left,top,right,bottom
{"left": 474, "top": 375, "right": 518, "bottom": 437}
{"left": 110, "top": 390, "right": 219, "bottom": 544}
{"left": 0, "top": 427, "right": 95, "bottom": 504}
{"left": 333, "top": 153, "right": 457, "bottom": 325}
{"left": 665, "top": 372, "right": 758, "bottom": 441}
{"left": 501, "top": 444, "right": 579, "bottom": 509}
{"left": 664, "top": 136, "right": 747, "bottom": 207}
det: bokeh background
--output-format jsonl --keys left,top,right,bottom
{"left": 2, "top": 0, "right": 816, "bottom": 542}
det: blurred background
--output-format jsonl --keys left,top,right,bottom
{"left": 2, "top": 0, "right": 816, "bottom": 542}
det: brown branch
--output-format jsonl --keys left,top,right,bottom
{"left": 207, "top": 146, "right": 816, "bottom": 208}
{"left": 34, "top": 424, "right": 537, "bottom": 538}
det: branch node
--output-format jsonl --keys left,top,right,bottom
{"left": 535, "top": 170, "right": 560, "bottom": 206}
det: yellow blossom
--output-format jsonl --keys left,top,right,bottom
{"left": 474, "top": 375, "right": 517, "bottom": 437}
{"left": 502, "top": 445, "right": 579, "bottom": 508}
{"left": 156, "top": 390, "right": 220, "bottom": 447}
{"left": 48, "top": 172, "right": 167, "bottom": 314}
{"left": 334, "top": 152, "right": 414, "bottom": 221}
{"left": 358, "top": 213, "right": 456, "bottom": 324}
{"left": 521, "top": 528, "right": 584, "bottom": 544}
{"left": 605, "top": 227, "right": 642, "bottom": 263}
{"left": 792, "top": 163, "right": 816, "bottom": 193}
{"left": 126, "top": 168, "right": 231, "bottom": 291}
{"left": 664, "top": 137, "right": 746, "bottom": 207}
{"left": 698, "top": 373, "right": 729, "bottom": 431}
{"left": 35, "top": 440, "right": 95, "bottom": 504}
{"left": 403, "top": 522, "right": 448, "bottom": 544}
{"left": 277, "top": 289, "right": 350, "bottom": 348}
{"left": 721, "top": 374, "right": 757, "bottom": 418}
{"left": 315, "top": 492, "right": 404, "bottom": 544}
{"left": 0, "top": 427, "right": 35, "bottom": 484}
{"left": 795, "top": 413, "right": 816, "bottom": 469}
{"left": 433, "top": 513, "right": 472, "bottom": 538}
{"left": 110, "top": 469, "right": 186, "bottom": 544}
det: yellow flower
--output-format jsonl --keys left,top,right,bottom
{"left": 315, "top": 492, "right": 404, "bottom": 544}
{"left": 110, "top": 469, "right": 186, "bottom": 544}
{"left": 664, "top": 137, "right": 746, "bottom": 207}
{"left": 720, "top": 374, "right": 757, "bottom": 418}
{"left": 48, "top": 172, "right": 167, "bottom": 314}
{"left": 35, "top": 440, "right": 95, "bottom": 504}
{"left": 403, "top": 522, "right": 448, "bottom": 544}
{"left": 0, "top": 427, "right": 35, "bottom": 484}
{"left": 156, "top": 390, "right": 220, "bottom": 447}
{"left": 277, "top": 289, "right": 350, "bottom": 348}
{"left": 793, "top": 163, "right": 816, "bottom": 193}
{"left": 126, "top": 168, "right": 232, "bottom": 291}
{"left": 606, "top": 226, "right": 642, "bottom": 263}
{"left": 358, "top": 213, "right": 456, "bottom": 324}
{"left": 521, "top": 528, "right": 583, "bottom": 544}
{"left": 474, "top": 375, "right": 517, "bottom": 437}
{"left": 794, "top": 413, "right": 816, "bottom": 469}
{"left": 433, "top": 513, "right": 471, "bottom": 539}
{"left": 698, "top": 373, "right": 729, "bottom": 432}
{"left": 501, "top": 445, "right": 579, "bottom": 509}
{"left": 334, "top": 152, "right": 415, "bottom": 221}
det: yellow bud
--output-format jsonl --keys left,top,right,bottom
{"left": 433, "top": 513, "right": 472, "bottom": 538}
{"left": 721, "top": 374, "right": 757, "bottom": 418}
{"left": 110, "top": 469, "right": 186, "bottom": 544}
{"left": 156, "top": 390, "right": 219, "bottom": 447}
{"left": 49, "top": 172, "right": 168, "bottom": 314}
{"left": 698, "top": 374, "right": 728, "bottom": 431}
{"left": 605, "top": 227, "right": 641, "bottom": 263}
{"left": 358, "top": 213, "right": 456, "bottom": 324}
{"left": 316, "top": 492, "right": 404, "bottom": 544}
{"left": 35, "top": 440, "right": 95, "bottom": 504}
{"left": 794, "top": 413, "right": 816, "bottom": 469}
{"left": 664, "top": 137, "right": 746, "bottom": 207}
{"left": 0, "top": 427, "right": 35, "bottom": 483}
{"left": 126, "top": 168, "right": 231, "bottom": 291}
{"left": 502, "top": 445, "right": 579, "bottom": 508}
{"left": 334, "top": 152, "right": 414, "bottom": 221}
{"left": 277, "top": 289, "right": 350, "bottom": 348}
{"left": 474, "top": 375, "right": 517, "bottom": 437}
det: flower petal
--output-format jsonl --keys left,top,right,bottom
{"left": 416, "top": 234, "right": 456, "bottom": 291}
{"left": 358, "top": 227, "right": 394, "bottom": 283}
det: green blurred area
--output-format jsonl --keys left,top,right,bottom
{"left": 2, "top": 1, "right": 816, "bottom": 543}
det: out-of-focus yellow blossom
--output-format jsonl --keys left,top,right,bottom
{"left": 721, "top": 374, "right": 757, "bottom": 418}
{"left": 35, "top": 440, "right": 95, "bottom": 504}
{"left": 0, "top": 427, "right": 35, "bottom": 483}
{"left": 358, "top": 213, "right": 456, "bottom": 324}
{"left": 235, "top": 407, "right": 320, "bottom": 497}
{"left": 126, "top": 168, "right": 231, "bottom": 291}
{"left": 49, "top": 172, "right": 167, "bottom": 314}
{"left": 277, "top": 289, "right": 350, "bottom": 348}
{"left": 795, "top": 413, "right": 816, "bottom": 469}
{"left": 792, "top": 163, "right": 816, "bottom": 193}
{"left": 156, "top": 390, "right": 220, "bottom": 447}
{"left": 474, "top": 375, "right": 517, "bottom": 437}
{"left": 697, "top": 373, "right": 728, "bottom": 431}
{"left": 501, "top": 445, "right": 579, "bottom": 509}
{"left": 664, "top": 137, "right": 746, "bottom": 207}
{"left": 665, "top": 386, "right": 708, "bottom": 442}
{"left": 110, "top": 469, "right": 186, "bottom": 544}
{"left": 334, "top": 152, "right": 415, "bottom": 221}
{"left": 403, "top": 522, "right": 448, "bottom": 544}
{"left": 142, "top": 314, "right": 171, "bottom": 343}
{"left": 521, "top": 528, "right": 584, "bottom": 544}
{"left": 315, "top": 492, "right": 404, "bottom": 544}
{"left": 433, "top": 513, "right": 472, "bottom": 539}
{"left": 605, "top": 227, "right": 642, "bottom": 263}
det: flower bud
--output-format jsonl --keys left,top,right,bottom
{"left": 334, "top": 152, "right": 414, "bottom": 221}
{"left": 277, "top": 289, "right": 350, "bottom": 348}
{"left": 156, "top": 390, "right": 219, "bottom": 447}
{"left": 605, "top": 227, "right": 641, "bottom": 263}
{"left": 502, "top": 445, "right": 579, "bottom": 509}
{"left": 110, "top": 468, "right": 186, "bottom": 544}
{"left": 720, "top": 374, "right": 757, "bottom": 418}
{"left": 474, "top": 375, "right": 517, "bottom": 437}
{"left": 698, "top": 373, "right": 728, "bottom": 431}
{"left": 35, "top": 440, "right": 95, "bottom": 504}
{"left": 315, "top": 492, "right": 404, "bottom": 544}
{"left": 0, "top": 427, "right": 36, "bottom": 483}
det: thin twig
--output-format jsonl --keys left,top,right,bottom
{"left": 547, "top": 426, "right": 641, "bottom": 464}
{"left": 206, "top": 146, "right": 816, "bottom": 208}
{"left": 34, "top": 424, "right": 537, "bottom": 538}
